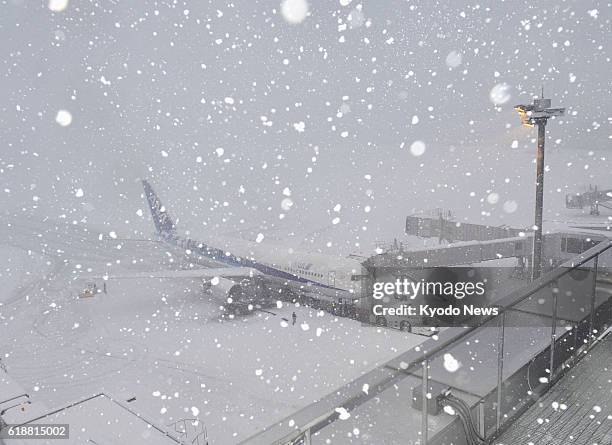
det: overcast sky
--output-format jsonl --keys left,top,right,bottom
{"left": 1, "top": 0, "right": 610, "bottom": 253}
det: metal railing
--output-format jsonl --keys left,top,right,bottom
{"left": 267, "top": 239, "right": 612, "bottom": 445}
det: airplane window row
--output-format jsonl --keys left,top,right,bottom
{"left": 282, "top": 265, "right": 324, "bottom": 279}
{"left": 285, "top": 266, "right": 323, "bottom": 279}
{"left": 257, "top": 261, "right": 324, "bottom": 280}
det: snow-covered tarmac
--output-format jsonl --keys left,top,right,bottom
{"left": 0, "top": 216, "right": 424, "bottom": 443}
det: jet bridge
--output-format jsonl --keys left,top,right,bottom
{"left": 370, "top": 235, "right": 532, "bottom": 268}
{"left": 405, "top": 214, "right": 528, "bottom": 244}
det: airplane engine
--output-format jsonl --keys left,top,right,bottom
{"left": 202, "top": 277, "right": 243, "bottom": 301}
{"left": 202, "top": 276, "right": 263, "bottom": 315}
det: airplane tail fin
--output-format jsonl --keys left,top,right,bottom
{"left": 141, "top": 179, "right": 176, "bottom": 237}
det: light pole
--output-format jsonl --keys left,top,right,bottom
{"left": 514, "top": 93, "right": 564, "bottom": 279}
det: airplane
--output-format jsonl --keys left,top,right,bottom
{"left": 134, "top": 180, "right": 363, "bottom": 316}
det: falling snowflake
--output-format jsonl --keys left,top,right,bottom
{"left": 335, "top": 407, "right": 351, "bottom": 420}
{"left": 281, "top": 198, "right": 294, "bottom": 211}
{"left": 445, "top": 50, "right": 462, "bottom": 68}
{"left": 490, "top": 83, "right": 511, "bottom": 105}
{"left": 409, "top": 140, "right": 426, "bottom": 157}
{"left": 55, "top": 110, "right": 72, "bottom": 126}
{"left": 503, "top": 200, "right": 518, "bottom": 213}
{"left": 487, "top": 193, "right": 499, "bottom": 204}
{"left": 280, "top": 0, "right": 309, "bottom": 24}
{"left": 48, "top": 0, "right": 69, "bottom": 12}
{"left": 443, "top": 353, "right": 461, "bottom": 372}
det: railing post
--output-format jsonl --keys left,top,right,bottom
{"left": 588, "top": 256, "right": 599, "bottom": 345}
{"left": 421, "top": 359, "right": 429, "bottom": 445}
{"left": 478, "top": 399, "right": 485, "bottom": 439}
{"left": 550, "top": 282, "right": 558, "bottom": 381}
{"left": 304, "top": 428, "right": 312, "bottom": 445}
{"left": 496, "top": 311, "right": 506, "bottom": 432}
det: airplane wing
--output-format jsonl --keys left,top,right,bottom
{"left": 92, "top": 267, "right": 261, "bottom": 280}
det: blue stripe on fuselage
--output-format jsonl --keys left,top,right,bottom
{"left": 164, "top": 235, "right": 345, "bottom": 292}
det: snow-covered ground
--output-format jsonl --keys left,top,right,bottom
{"left": 0, "top": 246, "right": 51, "bottom": 305}
{"left": 0, "top": 216, "right": 424, "bottom": 443}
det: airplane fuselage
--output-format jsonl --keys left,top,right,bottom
{"left": 167, "top": 232, "right": 363, "bottom": 303}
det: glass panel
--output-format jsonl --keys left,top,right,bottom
{"left": 305, "top": 248, "right": 611, "bottom": 445}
